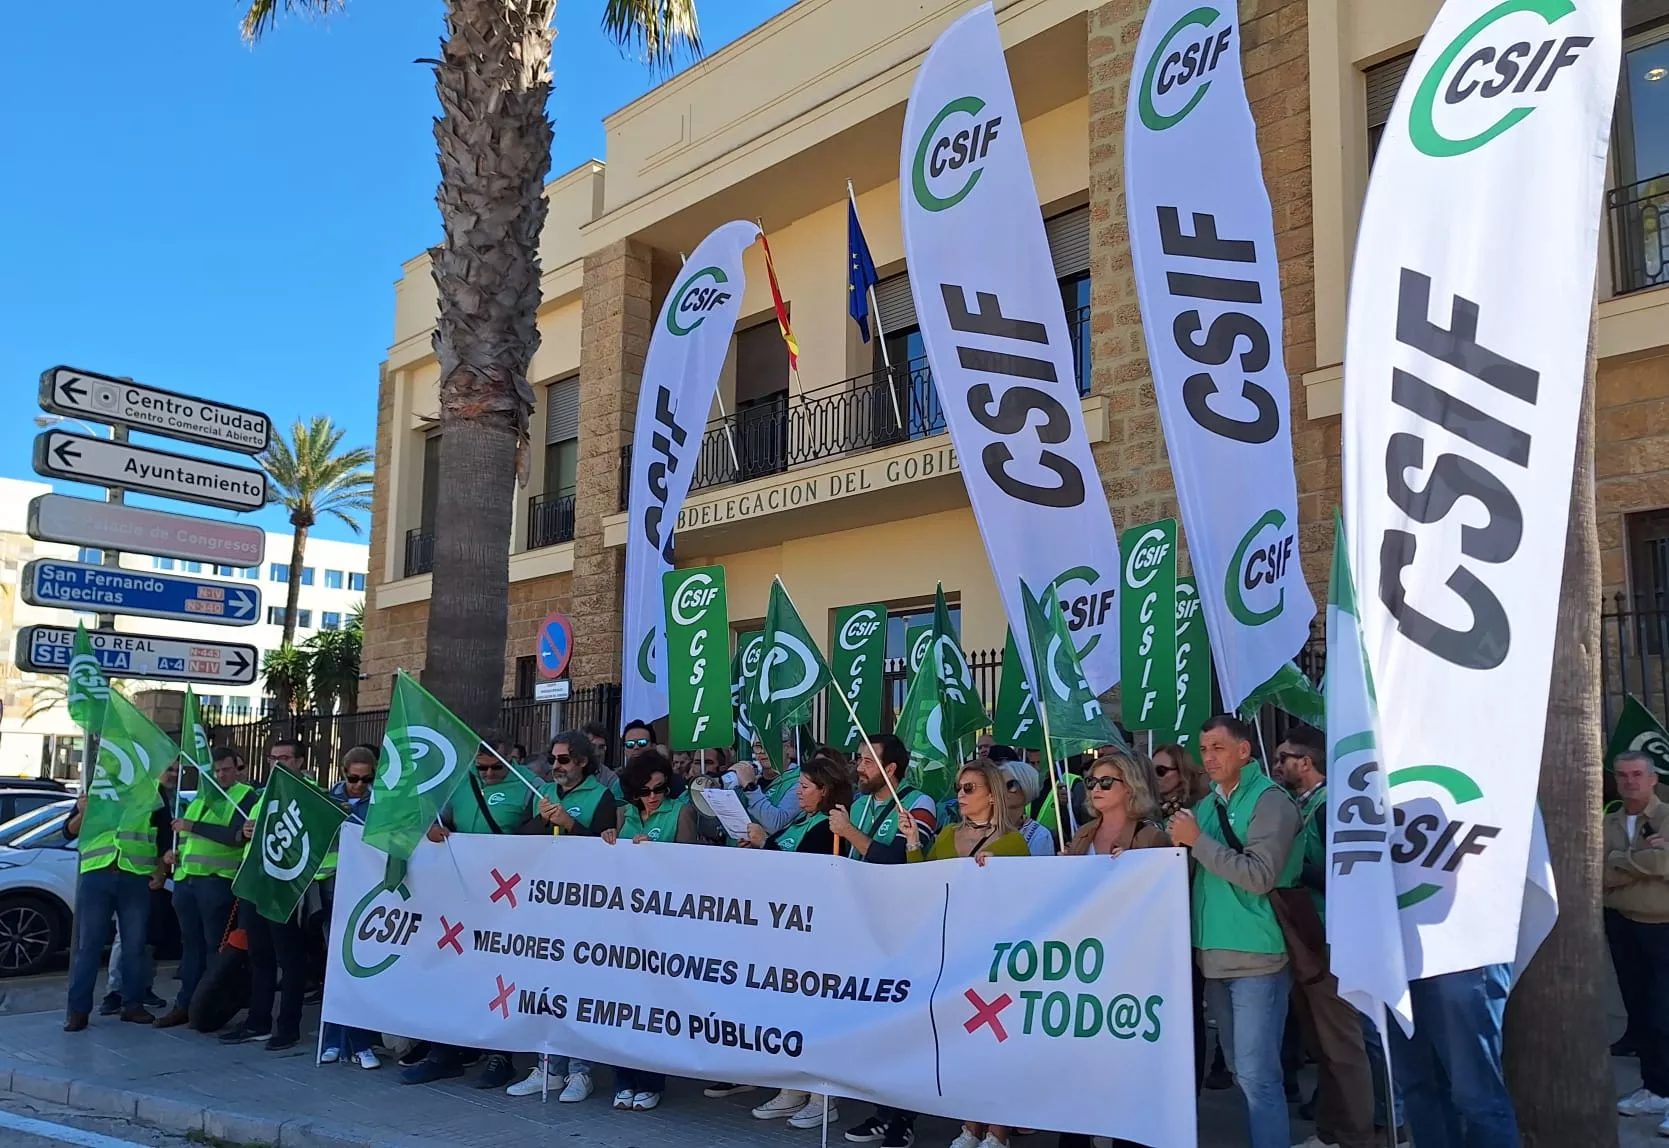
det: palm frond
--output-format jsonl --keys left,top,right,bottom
{"left": 241, "top": 0, "right": 342, "bottom": 43}
{"left": 601, "top": 0, "right": 702, "bottom": 75}
{"left": 258, "top": 415, "right": 375, "bottom": 531}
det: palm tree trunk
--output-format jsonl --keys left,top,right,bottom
{"left": 420, "top": 0, "right": 555, "bottom": 734}
{"left": 283, "top": 523, "right": 307, "bottom": 647}
{"left": 1504, "top": 307, "right": 1613, "bottom": 1144}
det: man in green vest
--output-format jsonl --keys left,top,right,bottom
{"left": 1273, "top": 735, "right": 1378, "bottom": 1148}
{"left": 1168, "top": 714, "right": 1301, "bottom": 1148}
{"left": 157, "top": 746, "right": 256, "bottom": 1028}
{"left": 732, "top": 733, "right": 802, "bottom": 834}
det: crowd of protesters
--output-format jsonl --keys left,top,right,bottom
{"left": 59, "top": 708, "right": 1668, "bottom": 1148}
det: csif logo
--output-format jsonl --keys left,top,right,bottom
{"left": 1123, "top": 527, "right": 1172, "bottom": 590}
{"left": 666, "top": 267, "right": 733, "bottom": 335}
{"left": 1387, "top": 764, "right": 1500, "bottom": 910}
{"left": 260, "top": 798, "right": 312, "bottom": 882}
{"left": 1053, "top": 565, "right": 1114, "bottom": 659}
{"left": 670, "top": 572, "right": 721, "bottom": 627}
{"left": 1408, "top": 0, "right": 1592, "bottom": 158}
{"left": 1138, "top": 6, "right": 1233, "bottom": 132}
{"left": 91, "top": 741, "right": 146, "bottom": 803}
{"left": 839, "top": 608, "right": 882, "bottom": 652}
{"left": 911, "top": 96, "right": 1002, "bottom": 212}
{"left": 1226, "top": 509, "right": 1294, "bottom": 627}
{"left": 341, "top": 880, "right": 421, "bottom": 979}
{"left": 377, "top": 727, "right": 460, "bottom": 800}
{"left": 759, "top": 633, "right": 821, "bottom": 706}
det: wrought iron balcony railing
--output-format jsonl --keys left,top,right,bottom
{"left": 403, "top": 528, "right": 435, "bottom": 578}
{"left": 1608, "top": 175, "right": 1669, "bottom": 297}
{"left": 618, "top": 304, "right": 1092, "bottom": 512}
{"left": 526, "top": 491, "right": 576, "bottom": 550}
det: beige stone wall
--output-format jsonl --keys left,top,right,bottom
{"left": 1598, "top": 350, "right": 1669, "bottom": 598}
{"left": 359, "top": 365, "right": 400, "bottom": 709}
{"left": 503, "top": 573, "right": 575, "bottom": 694}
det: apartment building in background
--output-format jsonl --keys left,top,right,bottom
{"left": 358, "top": 0, "right": 1669, "bottom": 719}
{"left": 0, "top": 476, "right": 368, "bottom": 780}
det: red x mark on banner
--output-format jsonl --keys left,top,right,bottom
{"left": 437, "top": 916, "right": 464, "bottom": 955}
{"left": 963, "top": 988, "right": 1014, "bottom": 1043}
{"left": 489, "top": 974, "right": 515, "bottom": 1019}
{"left": 489, "top": 868, "right": 521, "bottom": 908}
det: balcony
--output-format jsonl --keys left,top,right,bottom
{"left": 527, "top": 491, "right": 577, "bottom": 549}
{"left": 1609, "top": 176, "right": 1669, "bottom": 298}
{"left": 618, "top": 305, "right": 1092, "bottom": 510}
{"left": 403, "top": 529, "right": 435, "bottom": 578}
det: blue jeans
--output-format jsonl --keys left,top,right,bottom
{"left": 106, "top": 928, "right": 154, "bottom": 1000}
{"left": 1389, "top": 964, "right": 1520, "bottom": 1148}
{"left": 172, "top": 877, "right": 232, "bottom": 1012}
{"left": 614, "top": 1066, "right": 665, "bottom": 1094}
{"left": 68, "top": 866, "right": 152, "bottom": 1016}
{"left": 1205, "top": 969, "right": 1292, "bottom": 1148}
{"left": 321, "top": 1022, "right": 379, "bottom": 1056}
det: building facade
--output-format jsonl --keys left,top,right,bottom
{"left": 360, "top": 0, "right": 1669, "bottom": 722}
{"left": 0, "top": 476, "right": 368, "bottom": 779}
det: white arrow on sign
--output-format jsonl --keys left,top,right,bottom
{"left": 230, "top": 588, "right": 256, "bottom": 619}
{"left": 32, "top": 431, "right": 269, "bottom": 513}
{"left": 38, "top": 366, "right": 272, "bottom": 454}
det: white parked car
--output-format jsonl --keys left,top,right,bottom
{"left": 0, "top": 806, "right": 79, "bottom": 977}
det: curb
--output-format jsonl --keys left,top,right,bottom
{"left": 0, "top": 1059, "right": 457, "bottom": 1148}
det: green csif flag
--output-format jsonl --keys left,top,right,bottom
{"left": 176, "top": 688, "right": 216, "bottom": 818}
{"left": 733, "top": 629, "right": 765, "bottom": 761}
{"left": 232, "top": 766, "right": 348, "bottom": 923}
{"left": 364, "top": 671, "right": 479, "bottom": 883}
{"left": 1170, "top": 577, "right": 1213, "bottom": 749}
{"left": 1606, "top": 695, "right": 1669, "bottom": 778}
{"left": 1118, "top": 518, "right": 1179, "bottom": 731}
{"left": 1239, "top": 660, "right": 1326, "bottom": 730}
{"left": 745, "top": 580, "right": 832, "bottom": 774}
{"left": 80, "top": 691, "right": 175, "bottom": 853}
{"left": 1021, "top": 578, "right": 1123, "bottom": 759}
{"left": 829, "top": 603, "right": 887, "bottom": 752}
{"left": 993, "top": 627, "right": 1043, "bottom": 750}
{"left": 896, "top": 585, "right": 990, "bottom": 799}
{"left": 662, "top": 566, "right": 733, "bottom": 750}
{"left": 67, "top": 623, "right": 110, "bottom": 733}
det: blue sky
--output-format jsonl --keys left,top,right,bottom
{"left": 2, "top": 0, "right": 791, "bottom": 543}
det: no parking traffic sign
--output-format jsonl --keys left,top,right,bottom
{"left": 536, "top": 613, "right": 573, "bottom": 680}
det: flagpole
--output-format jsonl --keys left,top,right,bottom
{"left": 847, "top": 180, "right": 904, "bottom": 434}
{"left": 477, "top": 740, "right": 546, "bottom": 803}
{"left": 1029, "top": 675, "right": 1071, "bottom": 849}
{"left": 771, "top": 576, "right": 910, "bottom": 822}
{"left": 756, "top": 218, "right": 808, "bottom": 427}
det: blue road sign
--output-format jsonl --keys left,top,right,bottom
{"left": 537, "top": 612, "right": 574, "bottom": 679}
{"left": 16, "top": 625, "right": 257, "bottom": 685}
{"left": 21, "top": 559, "right": 260, "bottom": 627}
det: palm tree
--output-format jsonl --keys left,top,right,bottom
{"left": 305, "top": 624, "right": 362, "bottom": 715}
{"left": 261, "top": 644, "right": 313, "bottom": 716}
{"left": 258, "top": 416, "right": 373, "bottom": 649}
{"left": 239, "top": 0, "right": 701, "bottom": 734}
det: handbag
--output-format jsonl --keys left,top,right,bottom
{"left": 1212, "top": 799, "right": 1330, "bottom": 985}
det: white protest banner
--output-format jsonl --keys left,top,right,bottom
{"left": 622, "top": 220, "right": 760, "bottom": 727}
{"left": 899, "top": 3, "right": 1123, "bottom": 694}
{"left": 1125, "top": 0, "right": 1315, "bottom": 713}
{"left": 1342, "top": 0, "right": 1617, "bottom": 977}
{"left": 326, "top": 827, "right": 1195, "bottom": 1146}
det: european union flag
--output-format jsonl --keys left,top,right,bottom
{"left": 847, "top": 198, "right": 880, "bottom": 343}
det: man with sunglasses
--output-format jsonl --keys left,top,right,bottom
{"left": 406, "top": 738, "right": 539, "bottom": 1088}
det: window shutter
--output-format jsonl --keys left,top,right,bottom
{"left": 1365, "top": 53, "right": 1414, "bottom": 132}
{"left": 1045, "top": 206, "right": 1091, "bottom": 278}
{"left": 545, "top": 377, "right": 579, "bottom": 445}
{"left": 872, "top": 273, "right": 918, "bottom": 336}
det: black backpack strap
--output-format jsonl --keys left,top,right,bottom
{"left": 467, "top": 772, "right": 506, "bottom": 834}
{"left": 1212, "top": 799, "right": 1244, "bottom": 853}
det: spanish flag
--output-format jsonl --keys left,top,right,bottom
{"left": 759, "top": 229, "right": 799, "bottom": 371}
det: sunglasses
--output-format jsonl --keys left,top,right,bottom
{"left": 643, "top": 782, "right": 670, "bottom": 797}
{"left": 345, "top": 774, "right": 373, "bottom": 785}
{"left": 1004, "top": 779, "right": 1022, "bottom": 792}
{"left": 624, "top": 737, "right": 651, "bottom": 749}
{"left": 553, "top": 753, "right": 574, "bottom": 765}
{"left": 1085, "top": 775, "right": 1126, "bottom": 791}
{"left": 1276, "top": 752, "right": 1303, "bottom": 764}
{"left": 956, "top": 782, "right": 986, "bottom": 795}
{"left": 1153, "top": 764, "right": 1177, "bottom": 776}
{"left": 478, "top": 761, "right": 506, "bottom": 771}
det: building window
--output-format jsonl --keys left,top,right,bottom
{"left": 325, "top": 569, "right": 344, "bottom": 590}
{"left": 1365, "top": 53, "right": 1415, "bottom": 168}
{"left": 78, "top": 548, "right": 103, "bottom": 565}
{"left": 301, "top": 567, "right": 316, "bottom": 587}
{"left": 183, "top": 561, "right": 202, "bottom": 573}
{"left": 200, "top": 694, "right": 223, "bottom": 713}
{"left": 270, "top": 563, "right": 290, "bottom": 583}
{"left": 267, "top": 607, "right": 287, "bottom": 626}
{"left": 215, "top": 565, "right": 237, "bottom": 577}
{"left": 227, "top": 696, "right": 251, "bottom": 718}
{"left": 734, "top": 319, "right": 791, "bottom": 480}
{"left": 322, "top": 611, "right": 343, "bottom": 631}
{"left": 884, "top": 602, "right": 963, "bottom": 664}
{"left": 514, "top": 656, "right": 537, "bottom": 699}
{"left": 246, "top": 567, "right": 261, "bottom": 580}
{"left": 421, "top": 432, "right": 442, "bottom": 534}
{"left": 1628, "top": 509, "right": 1669, "bottom": 605}
{"left": 349, "top": 572, "right": 365, "bottom": 592}
{"left": 1610, "top": 23, "right": 1669, "bottom": 295}
{"left": 153, "top": 557, "right": 175, "bottom": 571}
{"left": 544, "top": 377, "right": 581, "bottom": 499}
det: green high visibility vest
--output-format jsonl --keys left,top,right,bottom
{"left": 623, "top": 795, "right": 688, "bottom": 842}
{"left": 772, "top": 811, "right": 828, "bottom": 852}
{"left": 766, "top": 767, "right": 800, "bottom": 808}
{"left": 452, "top": 775, "right": 535, "bottom": 836}
{"left": 176, "top": 782, "right": 255, "bottom": 880}
{"left": 543, "top": 774, "right": 607, "bottom": 836}
{"left": 847, "top": 786, "right": 924, "bottom": 859}
{"left": 1190, "top": 763, "right": 1303, "bottom": 956}
{"left": 81, "top": 802, "right": 158, "bottom": 877}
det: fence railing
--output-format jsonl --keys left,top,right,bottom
{"left": 527, "top": 491, "right": 576, "bottom": 550}
{"left": 1608, "top": 175, "right": 1669, "bottom": 297}
{"left": 618, "top": 306, "right": 1092, "bottom": 512}
{"left": 1602, "top": 595, "right": 1669, "bottom": 737}
{"left": 209, "top": 683, "right": 621, "bottom": 789}
{"left": 403, "top": 529, "right": 435, "bottom": 578}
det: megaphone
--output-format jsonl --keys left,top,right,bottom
{"left": 687, "top": 774, "right": 722, "bottom": 819}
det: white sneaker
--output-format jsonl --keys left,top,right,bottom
{"left": 949, "top": 1132, "right": 984, "bottom": 1148}
{"left": 1292, "top": 1137, "right": 1329, "bottom": 1148}
{"left": 506, "top": 1064, "right": 548, "bottom": 1097}
{"left": 788, "top": 1097, "right": 839, "bottom": 1129}
{"left": 1657, "top": 1110, "right": 1669, "bottom": 1137}
{"left": 753, "top": 1089, "right": 811, "bottom": 1119}
{"left": 979, "top": 1138, "right": 1009, "bottom": 1148}
{"left": 559, "top": 1072, "right": 593, "bottom": 1102}
{"left": 613, "top": 1089, "right": 634, "bottom": 1110}
{"left": 632, "top": 1091, "right": 661, "bottom": 1111}
{"left": 354, "top": 1049, "right": 381, "bottom": 1070}
{"left": 319, "top": 1047, "right": 341, "bottom": 1064}
{"left": 1621, "top": 1088, "right": 1669, "bottom": 1116}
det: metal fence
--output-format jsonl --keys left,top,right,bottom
{"left": 1601, "top": 595, "right": 1669, "bottom": 736}
{"left": 1607, "top": 175, "right": 1669, "bottom": 297}
{"left": 209, "top": 683, "right": 621, "bottom": 788}
{"left": 403, "top": 528, "right": 435, "bottom": 578}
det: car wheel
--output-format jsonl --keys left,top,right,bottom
{"left": 0, "top": 896, "right": 63, "bottom": 978}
